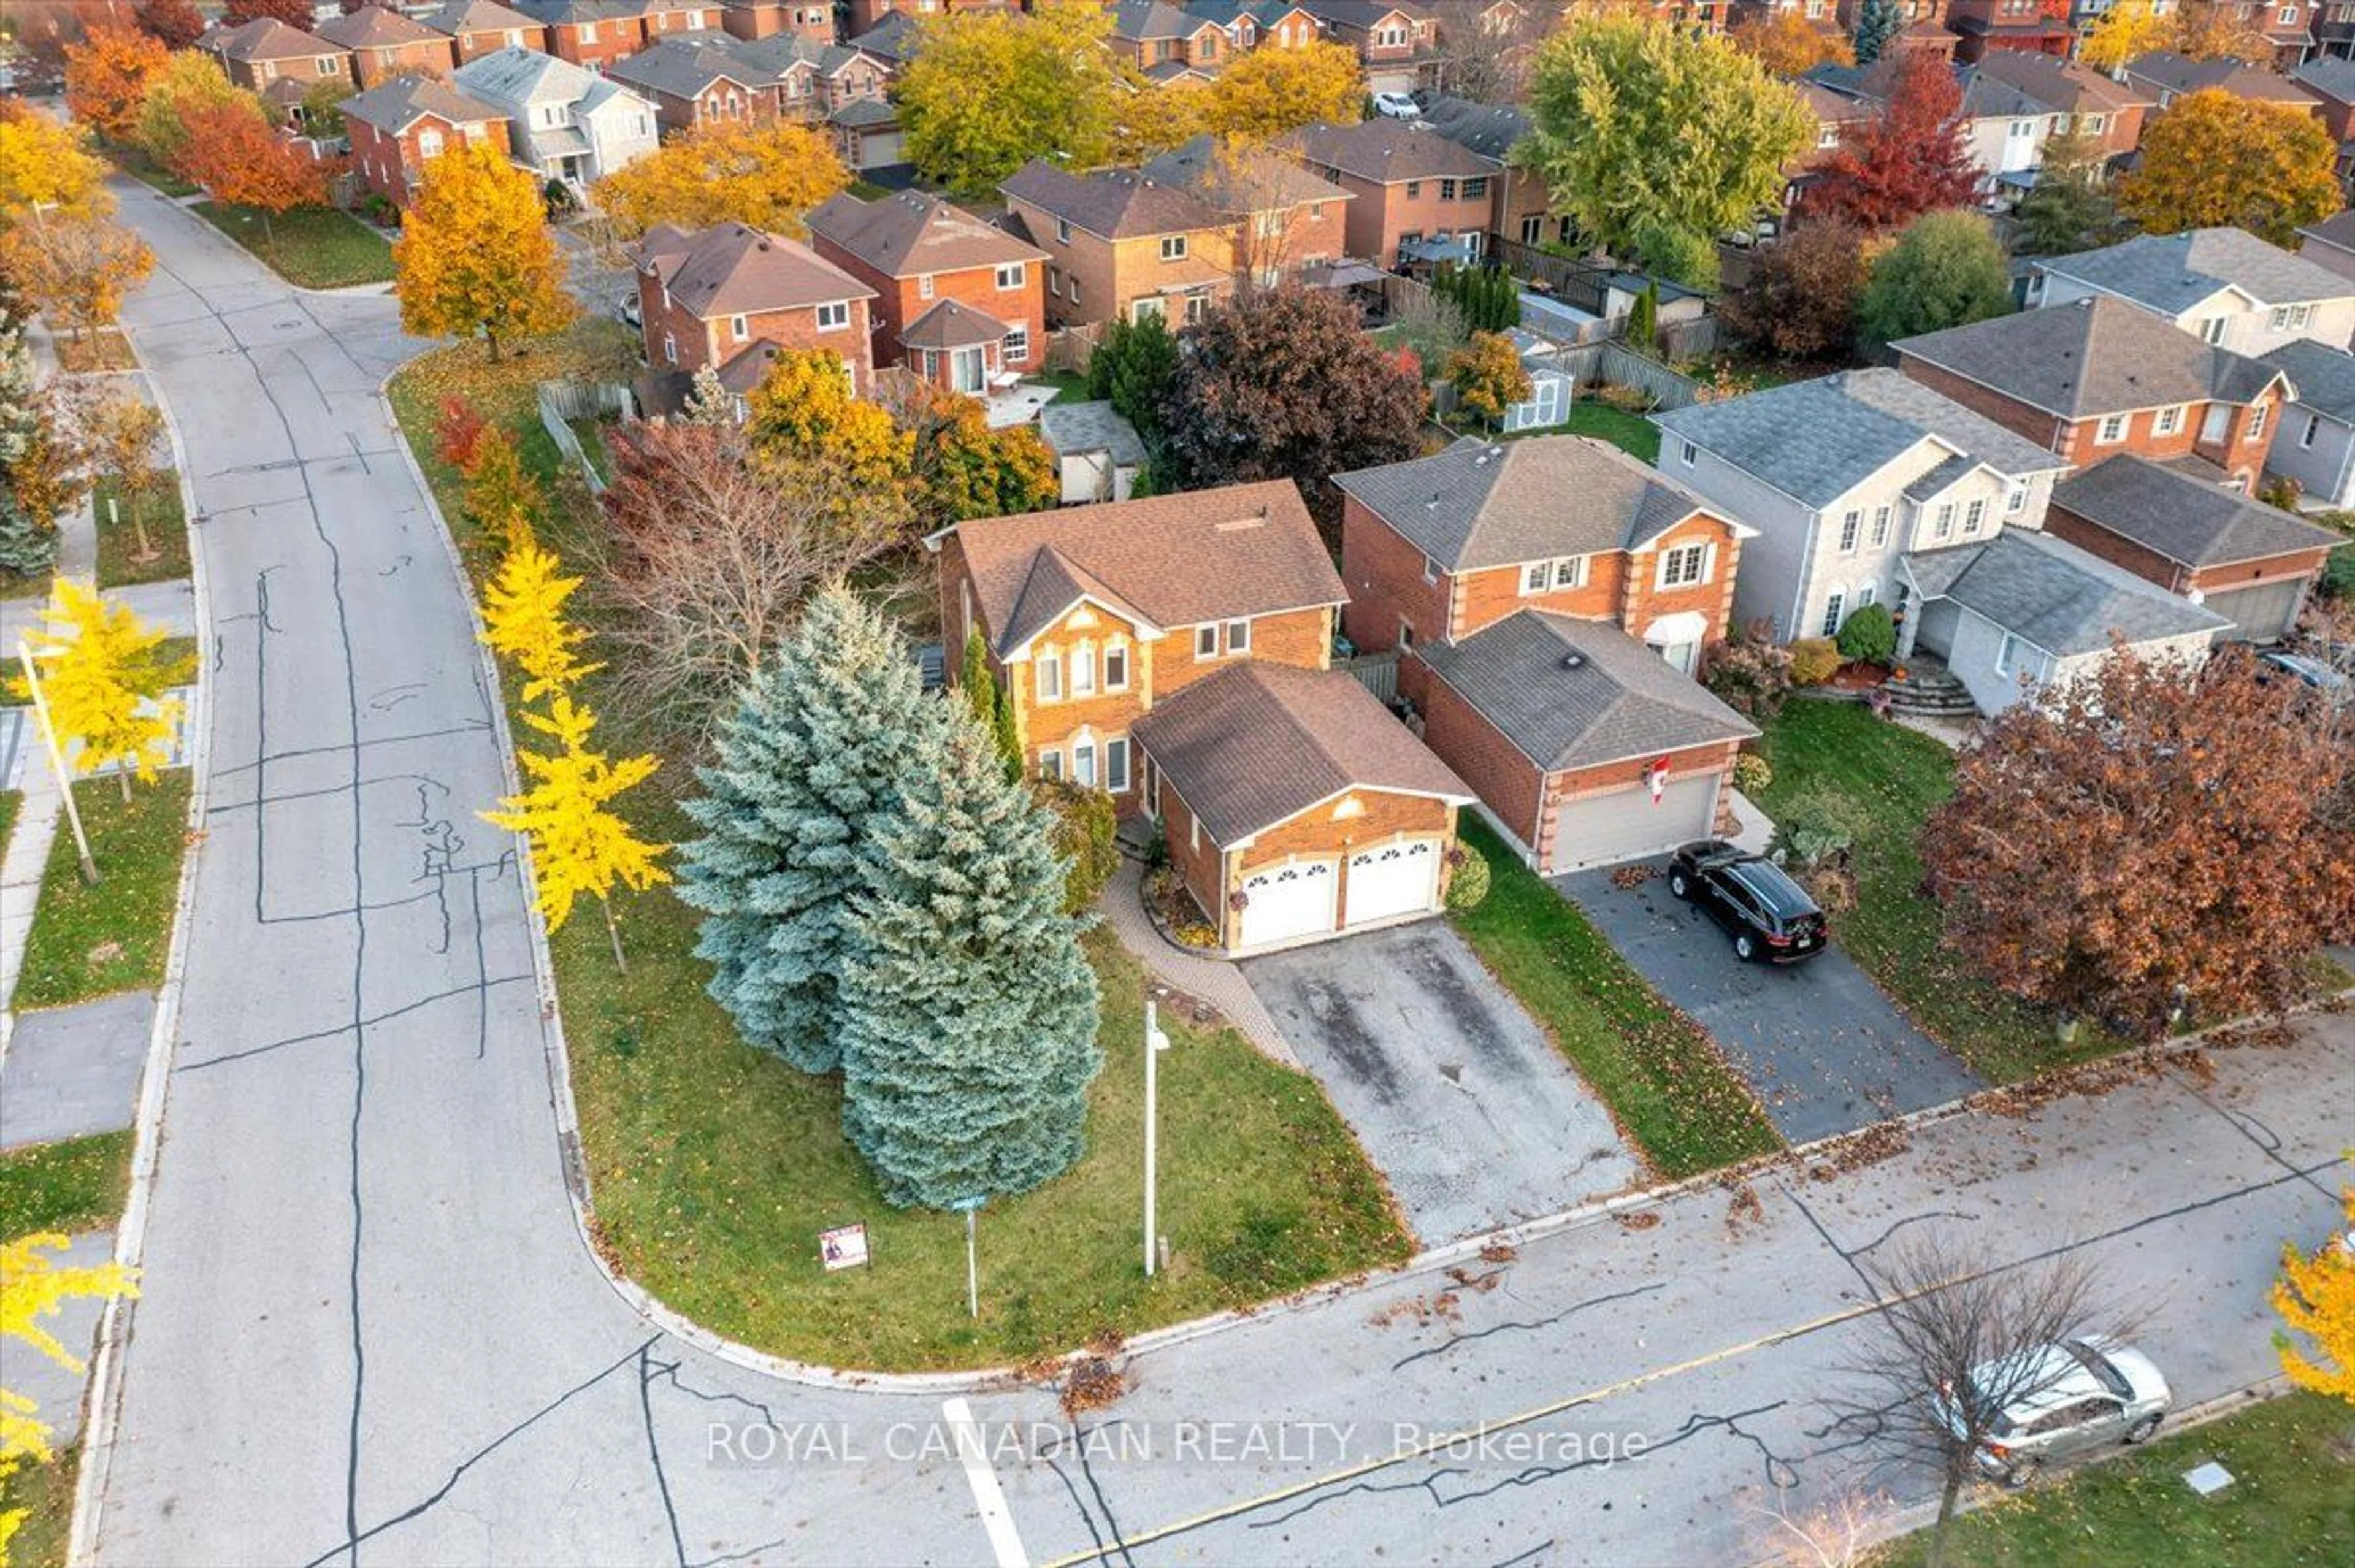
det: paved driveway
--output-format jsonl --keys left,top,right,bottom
{"left": 1562, "top": 866, "right": 1982, "bottom": 1144}
{"left": 1241, "top": 921, "right": 1641, "bottom": 1245}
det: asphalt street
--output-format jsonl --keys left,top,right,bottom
{"left": 82, "top": 180, "right": 2355, "bottom": 1568}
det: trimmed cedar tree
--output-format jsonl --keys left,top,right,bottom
{"left": 1158, "top": 285, "right": 1425, "bottom": 532}
{"left": 898, "top": 1, "right": 1124, "bottom": 197}
{"left": 1801, "top": 50, "right": 1980, "bottom": 233}
{"left": 1855, "top": 210, "right": 2011, "bottom": 351}
{"left": 2119, "top": 90, "right": 2342, "bottom": 247}
{"left": 137, "top": 0, "right": 210, "bottom": 50}
{"left": 1520, "top": 13, "right": 1811, "bottom": 289}
{"left": 1200, "top": 40, "right": 1366, "bottom": 139}
{"left": 394, "top": 142, "right": 574, "bottom": 360}
{"left": 677, "top": 586, "right": 933, "bottom": 1076}
{"left": 1720, "top": 215, "right": 1868, "bottom": 361}
{"left": 64, "top": 26, "right": 170, "bottom": 143}
{"left": 1921, "top": 644, "right": 2355, "bottom": 1042}
{"left": 590, "top": 121, "right": 848, "bottom": 240}
{"left": 838, "top": 692, "right": 1101, "bottom": 1210}
{"left": 1086, "top": 311, "right": 1179, "bottom": 437}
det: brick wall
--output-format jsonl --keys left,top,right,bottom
{"left": 1155, "top": 605, "right": 1333, "bottom": 694}
{"left": 1897, "top": 354, "right": 2070, "bottom": 449}
{"left": 1622, "top": 517, "right": 1743, "bottom": 637}
{"left": 1340, "top": 496, "right": 1450, "bottom": 651}
{"left": 638, "top": 272, "right": 873, "bottom": 391}
{"left": 1404, "top": 653, "right": 1545, "bottom": 854}
{"left": 808, "top": 253, "right": 1043, "bottom": 375}
{"left": 1537, "top": 741, "right": 1740, "bottom": 872}
{"left": 2040, "top": 502, "right": 2196, "bottom": 593}
{"left": 1320, "top": 170, "right": 1500, "bottom": 267}
{"left": 1238, "top": 790, "right": 1455, "bottom": 929}
{"left": 450, "top": 25, "right": 549, "bottom": 60}
{"left": 238, "top": 52, "right": 350, "bottom": 95}
{"left": 350, "top": 40, "right": 458, "bottom": 89}
{"left": 546, "top": 19, "right": 648, "bottom": 71}
{"left": 1155, "top": 782, "right": 1230, "bottom": 939}
{"left": 351, "top": 110, "right": 510, "bottom": 208}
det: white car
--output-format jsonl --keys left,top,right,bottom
{"left": 1371, "top": 92, "right": 1422, "bottom": 120}
{"left": 1937, "top": 1336, "right": 2172, "bottom": 1486}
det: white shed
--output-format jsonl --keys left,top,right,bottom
{"left": 1037, "top": 399, "right": 1148, "bottom": 506}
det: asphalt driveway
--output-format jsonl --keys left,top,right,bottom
{"left": 1241, "top": 921, "right": 1641, "bottom": 1245}
{"left": 1561, "top": 865, "right": 1982, "bottom": 1143}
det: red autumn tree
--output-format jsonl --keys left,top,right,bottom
{"left": 137, "top": 0, "right": 209, "bottom": 49}
{"left": 1921, "top": 643, "right": 2355, "bottom": 1041}
{"left": 1719, "top": 215, "right": 1869, "bottom": 361}
{"left": 221, "top": 0, "right": 317, "bottom": 28}
{"left": 175, "top": 103, "right": 327, "bottom": 247}
{"left": 63, "top": 25, "right": 170, "bottom": 143}
{"left": 1800, "top": 49, "right": 1982, "bottom": 232}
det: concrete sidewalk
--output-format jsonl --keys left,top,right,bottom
{"left": 1097, "top": 859, "right": 1299, "bottom": 1068}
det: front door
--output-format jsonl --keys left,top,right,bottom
{"left": 951, "top": 346, "right": 986, "bottom": 394}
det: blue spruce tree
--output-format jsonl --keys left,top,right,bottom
{"left": 1853, "top": 0, "right": 1903, "bottom": 66}
{"left": 677, "top": 586, "right": 929, "bottom": 1074}
{"left": 838, "top": 700, "right": 1102, "bottom": 1209}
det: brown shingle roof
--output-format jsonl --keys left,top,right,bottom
{"left": 805, "top": 190, "right": 1044, "bottom": 278}
{"left": 418, "top": 0, "right": 545, "bottom": 37}
{"left": 1893, "top": 297, "right": 2286, "bottom": 419}
{"left": 1139, "top": 134, "right": 1351, "bottom": 216}
{"left": 998, "top": 160, "right": 1223, "bottom": 240}
{"left": 210, "top": 17, "right": 332, "bottom": 63}
{"left": 946, "top": 480, "right": 1345, "bottom": 656}
{"left": 902, "top": 297, "right": 1013, "bottom": 351}
{"left": 1132, "top": 663, "right": 1471, "bottom": 844}
{"left": 342, "top": 73, "right": 505, "bottom": 135}
{"left": 629, "top": 223, "right": 876, "bottom": 319}
{"left": 316, "top": 6, "right": 448, "bottom": 49}
{"left": 1279, "top": 119, "right": 1498, "bottom": 184}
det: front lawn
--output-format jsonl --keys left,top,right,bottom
{"left": 53, "top": 331, "right": 138, "bottom": 374}
{"left": 16, "top": 773, "right": 193, "bottom": 1010}
{"left": 195, "top": 202, "right": 394, "bottom": 290}
{"left": 93, "top": 474, "right": 191, "bottom": 589}
{"left": 1754, "top": 703, "right": 2123, "bottom": 1082}
{"left": 1872, "top": 1392, "right": 2355, "bottom": 1567}
{"left": 0, "top": 1129, "right": 136, "bottom": 1240}
{"left": 1450, "top": 819, "right": 1782, "bottom": 1179}
{"left": 1561, "top": 398, "right": 1661, "bottom": 464}
{"left": 103, "top": 140, "right": 197, "bottom": 197}
{"left": 0, "top": 1444, "right": 77, "bottom": 1568}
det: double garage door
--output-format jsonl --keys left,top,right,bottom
{"left": 2200, "top": 577, "right": 2307, "bottom": 643}
{"left": 1236, "top": 840, "right": 1442, "bottom": 950}
{"left": 1545, "top": 774, "right": 1720, "bottom": 874}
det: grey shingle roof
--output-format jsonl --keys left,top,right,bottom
{"left": 2125, "top": 50, "right": 2322, "bottom": 107}
{"left": 209, "top": 17, "right": 329, "bottom": 63}
{"left": 418, "top": 0, "right": 544, "bottom": 39}
{"left": 606, "top": 38, "right": 778, "bottom": 98}
{"left": 1000, "top": 160, "right": 1222, "bottom": 240}
{"left": 341, "top": 73, "right": 505, "bottom": 136}
{"left": 452, "top": 43, "right": 596, "bottom": 104}
{"left": 1333, "top": 435, "right": 1718, "bottom": 572}
{"left": 1902, "top": 453, "right": 1977, "bottom": 502}
{"left": 829, "top": 97, "right": 899, "bottom": 130}
{"left": 1141, "top": 135, "right": 1350, "bottom": 214}
{"left": 1653, "top": 368, "right": 2065, "bottom": 510}
{"left": 2261, "top": 338, "right": 2355, "bottom": 420}
{"left": 2298, "top": 208, "right": 2355, "bottom": 258}
{"left": 901, "top": 297, "right": 1011, "bottom": 351}
{"left": 1416, "top": 612, "right": 1756, "bottom": 772}
{"left": 1111, "top": 0, "right": 1205, "bottom": 39}
{"left": 1906, "top": 528, "right": 2228, "bottom": 657}
{"left": 1892, "top": 297, "right": 2286, "bottom": 418}
{"left": 2291, "top": 51, "right": 2355, "bottom": 105}
{"left": 2038, "top": 228, "right": 2351, "bottom": 315}
{"left": 1132, "top": 663, "right": 1471, "bottom": 844}
{"left": 807, "top": 191, "right": 1041, "bottom": 277}
{"left": 316, "top": 7, "right": 447, "bottom": 48}
{"left": 2051, "top": 454, "right": 2343, "bottom": 569}
{"left": 1280, "top": 119, "right": 1498, "bottom": 183}
{"left": 848, "top": 11, "right": 921, "bottom": 64}
{"left": 1417, "top": 94, "right": 1531, "bottom": 161}
{"left": 1038, "top": 400, "right": 1149, "bottom": 467}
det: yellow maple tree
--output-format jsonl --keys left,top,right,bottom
{"left": 2076, "top": 0, "right": 2172, "bottom": 69}
{"left": 481, "top": 538, "right": 599, "bottom": 700}
{"left": 2274, "top": 1188, "right": 2355, "bottom": 1404}
{"left": 461, "top": 427, "right": 544, "bottom": 553}
{"left": 0, "top": 216, "right": 154, "bottom": 343}
{"left": 743, "top": 348, "right": 912, "bottom": 488}
{"left": 590, "top": 119, "right": 849, "bottom": 239}
{"left": 2, "top": 1234, "right": 139, "bottom": 1566}
{"left": 481, "top": 694, "right": 668, "bottom": 968}
{"left": 2118, "top": 89, "right": 2342, "bottom": 247}
{"left": 131, "top": 50, "right": 259, "bottom": 174}
{"left": 393, "top": 142, "right": 574, "bottom": 361}
{"left": 0, "top": 112, "right": 113, "bottom": 228}
{"left": 17, "top": 578, "right": 191, "bottom": 800}
{"left": 1201, "top": 40, "right": 1368, "bottom": 140}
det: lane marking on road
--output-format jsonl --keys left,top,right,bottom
{"left": 946, "top": 1396, "right": 1032, "bottom": 1568}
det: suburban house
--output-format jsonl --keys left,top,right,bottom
{"left": 1653, "top": 368, "right": 2071, "bottom": 647}
{"left": 1038, "top": 400, "right": 1149, "bottom": 504}
{"left": 1940, "top": 0, "right": 2072, "bottom": 64}
{"left": 1000, "top": 161, "right": 1237, "bottom": 327}
{"left": 452, "top": 47, "right": 661, "bottom": 190}
{"left": 1192, "top": 0, "right": 1325, "bottom": 51}
{"left": 2178, "top": 0, "right": 2316, "bottom": 68}
{"left": 720, "top": 0, "right": 838, "bottom": 40}
{"left": 2298, "top": 210, "right": 2355, "bottom": 280}
{"left": 1335, "top": 436, "right": 1761, "bottom": 872}
{"left": 1892, "top": 299, "right": 2294, "bottom": 494}
{"left": 629, "top": 222, "right": 879, "bottom": 397}
{"left": 1281, "top": 118, "right": 1501, "bottom": 265}
{"left": 199, "top": 17, "right": 350, "bottom": 116}
{"left": 2026, "top": 228, "right": 2355, "bottom": 357}
{"left": 828, "top": 96, "right": 907, "bottom": 174}
{"left": 315, "top": 7, "right": 459, "bottom": 88}
{"left": 511, "top": 0, "right": 661, "bottom": 71}
{"left": 932, "top": 481, "right": 1476, "bottom": 952}
{"left": 2291, "top": 53, "right": 2355, "bottom": 169}
{"left": 605, "top": 37, "right": 787, "bottom": 132}
{"left": 1416, "top": 95, "right": 1558, "bottom": 248}
{"left": 2121, "top": 49, "right": 2325, "bottom": 114}
{"left": 342, "top": 74, "right": 511, "bottom": 209}
{"left": 1111, "top": 0, "right": 1241, "bottom": 80}
{"left": 419, "top": 0, "right": 551, "bottom": 61}
{"left": 2044, "top": 454, "right": 2343, "bottom": 641}
{"left": 1295, "top": 0, "right": 1436, "bottom": 94}
{"left": 805, "top": 189, "right": 1048, "bottom": 389}
{"left": 846, "top": 11, "right": 924, "bottom": 66}
{"left": 2263, "top": 338, "right": 2355, "bottom": 505}
{"left": 844, "top": 0, "right": 1011, "bottom": 30}
{"left": 1138, "top": 135, "right": 1351, "bottom": 285}
{"left": 1970, "top": 48, "right": 2151, "bottom": 164}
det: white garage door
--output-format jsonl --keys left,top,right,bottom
{"left": 1238, "top": 859, "right": 1338, "bottom": 949}
{"left": 2200, "top": 578, "right": 2306, "bottom": 643}
{"left": 1346, "top": 839, "right": 1441, "bottom": 926}
{"left": 1546, "top": 775, "right": 1719, "bottom": 873}
{"left": 857, "top": 131, "right": 905, "bottom": 169}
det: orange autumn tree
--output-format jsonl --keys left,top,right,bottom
{"left": 64, "top": 25, "right": 170, "bottom": 142}
{"left": 1729, "top": 11, "right": 1853, "bottom": 77}
{"left": 394, "top": 142, "right": 572, "bottom": 360}
{"left": 177, "top": 101, "right": 327, "bottom": 247}
{"left": 2120, "top": 90, "right": 2342, "bottom": 247}
{"left": 0, "top": 215, "right": 155, "bottom": 343}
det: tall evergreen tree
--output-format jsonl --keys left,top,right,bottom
{"left": 1852, "top": 0, "right": 1902, "bottom": 64}
{"left": 677, "top": 587, "right": 931, "bottom": 1074}
{"left": 838, "top": 703, "right": 1101, "bottom": 1209}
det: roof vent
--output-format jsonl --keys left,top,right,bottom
{"left": 1560, "top": 651, "right": 1586, "bottom": 670}
{"left": 1489, "top": 446, "right": 1504, "bottom": 459}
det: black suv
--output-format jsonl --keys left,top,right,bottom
{"left": 1665, "top": 841, "right": 1829, "bottom": 964}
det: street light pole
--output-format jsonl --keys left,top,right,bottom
{"left": 1144, "top": 1001, "right": 1170, "bottom": 1277}
{"left": 18, "top": 638, "right": 96, "bottom": 885}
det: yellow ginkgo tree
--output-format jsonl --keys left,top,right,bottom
{"left": 2274, "top": 1187, "right": 2355, "bottom": 1405}
{"left": 481, "top": 694, "right": 668, "bottom": 970}
{"left": 2, "top": 1234, "right": 139, "bottom": 1566}
{"left": 480, "top": 539, "right": 599, "bottom": 700}
{"left": 18, "top": 578, "right": 191, "bottom": 801}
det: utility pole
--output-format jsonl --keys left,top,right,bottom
{"left": 18, "top": 638, "right": 97, "bottom": 885}
{"left": 1144, "top": 1001, "right": 1171, "bottom": 1277}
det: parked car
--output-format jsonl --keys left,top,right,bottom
{"left": 1938, "top": 1336, "right": 2172, "bottom": 1486}
{"left": 614, "top": 292, "right": 643, "bottom": 331}
{"left": 1666, "top": 841, "right": 1828, "bottom": 963}
{"left": 1371, "top": 91, "right": 1422, "bottom": 120}
{"left": 2256, "top": 649, "right": 2351, "bottom": 695}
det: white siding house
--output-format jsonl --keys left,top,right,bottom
{"left": 2028, "top": 228, "right": 2355, "bottom": 358}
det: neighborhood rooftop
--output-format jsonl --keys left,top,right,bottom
{"left": 806, "top": 190, "right": 1043, "bottom": 278}
{"left": 2038, "top": 228, "right": 2351, "bottom": 315}
{"left": 1902, "top": 527, "right": 2231, "bottom": 657}
{"left": 1037, "top": 400, "right": 1149, "bottom": 467}
{"left": 1282, "top": 119, "right": 1498, "bottom": 182}
{"left": 1000, "top": 160, "right": 1222, "bottom": 239}
{"left": 2261, "top": 338, "right": 2355, "bottom": 419}
{"left": 2052, "top": 455, "right": 2345, "bottom": 570}
{"left": 1892, "top": 297, "right": 2285, "bottom": 418}
{"left": 341, "top": 74, "right": 505, "bottom": 135}
{"left": 630, "top": 224, "right": 875, "bottom": 318}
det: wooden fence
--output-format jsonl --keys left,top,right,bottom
{"left": 1487, "top": 236, "right": 1615, "bottom": 315}
{"left": 1544, "top": 340, "right": 1706, "bottom": 411}
{"left": 1345, "top": 649, "right": 1400, "bottom": 703}
{"left": 537, "top": 380, "right": 630, "bottom": 494}
{"left": 1043, "top": 323, "right": 1103, "bottom": 375}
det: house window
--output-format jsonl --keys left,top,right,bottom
{"left": 419, "top": 129, "right": 445, "bottom": 159}
{"left": 2005, "top": 484, "right": 2028, "bottom": 514}
{"left": 1995, "top": 633, "right": 2032, "bottom": 678}
{"left": 1195, "top": 624, "right": 1219, "bottom": 658}
{"left": 1932, "top": 503, "right": 1955, "bottom": 540}
{"left": 729, "top": 314, "right": 748, "bottom": 342}
{"left": 1069, "top": 278, "right": 1080, "bottom": 304}
{"left": 1678, "top": 439, "right": 1697, "bottom": 467}
{"left": 2291, "top": 304, "right": 2313, "bottom": 329}
{"left": 1837, "top": 510, "right": 1860, "bottom": 553}
{"left": 1869, "top": 505, "right": 1891, "bottom": 546}
{"left": 2248, "top": 405, "right": 2268, "bottom": 441}
{"left": 1056, "top": 216, "right": 1072, "bottom": 244}
{"left": 919, "top": 274, "right": 935, "bottom": 299}
{"left": 2270, "top": 305, "right": 2291, "bottom": 331}
{"left": 581, "top": 21, "right": 599, "bottom": 40}
{"left": 995, "top": 262, "right": 1025, "bottom": 289}
{"left": 2303, "top": 413, "right": 2321, "bottom": 448}
{"left": 816, "top": 301, "right": 849, "bottom": 331}
{"left": 1072, "top": 740, "right": 1098, "bottom": 786}
{"left": 2197, "top": 316, "right": 2227, "bottom": 345}
{"left": 1405, "top": 181, "right": 1422, "bottom": 199}
{"left": 1423, "top": 554, "right": 1439, "bottom": 585}
{"left": 1461, "top": 177, "right": 1488, "bottom": 200}
{"left": 1004, "top": 324, "right": 1029, "bottom": 364}
{"left": 1160, "top": 235, "right": 1188, "bottom": 261}
{"left": 1520, "top": 214, "right": 1543, "bottom": 245}
{"left": 1439, "top": 178, "right": 1458, "bottom": 201}
{"left": 1184, "top": 293, "right": 1210, "bottom": 324}
{"left": 1037, "top": 650, "right": 1063, "bottom": 701}
{"left": 1858, "top": 583, "right": 1877, "bottom": 608}
{"left": 1039, "top": 749, "right": 1063, "bottom": 782}
{"left": 1104, "top": 641, "right": 1129, "bottom": 691}
{"left": 1821, "top": 590, "right": 1845, "bottom": 637}
{"left": 2083, "top": 115, "right": 2105, "bottom": 134}
{"left": 1132, "top": 297, "right": 1165, "bottom": 324}
{"left": 1522, "top": 556, "right": 1587, "bottom": 593}
{"left": 1818, "top": 124, "right": 1840, "bottom": 148}
{"left": 2154, "top": 405, "right": 2183, "bottom": 436}
{"left": 1225, "top": 618, "right": 1251, "bottom": 655}
{"left": 2096, "top": 413, "right": 2127, "bottom": 444}
{"left": 662, "top": 332, "right": 676, "bottom": 364}
{"left": 1962, "top": 499, "right": 1985, "bottom": 535}
{"left": 1658, "top": 543, "right": 1707, "bottom": 587}
{"left": 1070, "top": 641, "right": 1096, "bottom": 697}
{"left": 1106, "top": 737, "right": 1130, "bottom": 794}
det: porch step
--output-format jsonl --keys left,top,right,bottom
{"left": 1115, "top": 815, "right": 1160, "bottom": 862}
{"left": 1882, "top": 668, "right": 1977, "bottom": 716}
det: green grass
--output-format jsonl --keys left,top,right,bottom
{"left": 1874, "top": 1393, "right": 2355, "bottom": 1567}
{"left": 1561, "top": 399, "right": 1661, "bottom": 464}
{"left": 0, "top": 1443, "right": 79, "bottom": 1568}
{"left": 1449, "top": 818, "right": 1783, "bottom": 1179}
{"left": 16, "top": 773, "right": 192, "bottom": 1010}
{"left": 194, "top": 202, "right": 394, "bottom": 290}
{"left": 0, "top": 789, "right": 18, "bottom": 846}
{"left": 1022, "top": 368, "right": 1092, "bottom": 403}
{"left": 103, "top": 140, "right": 198, "bottom": 197}
{"left": 848, "top": 178, "right": 893, "bottom": 200}
{"left": 0, "top": 1130, "right": 136, "bottom": 1241}
{"left": 1755, "top": 703, "right": 2126, "bottom": 1082}
{"left": 564, "top": 416, "right": 611, "bottom": 482}
{"left": 93, "top": 475, "right": 191, "bottom": 589}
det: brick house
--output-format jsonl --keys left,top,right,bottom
{"left": 1335, "top": 435, "right": 1761, "bottom": 873}
{"left": 343, "top": 74, "right": 511, "bottom": 209}
{"left": 1415, "top": 95, "right": 1557, "bottom": 249}
{"left": 805, "top": 190, "right": 1047, "bottom": 388}
{"left": 2121, "top": 49, "right": 2326, "bottom": 115}
{"left": 201, "top": 18, "right": 351, "bottom": 105}
{"left": 2291, "top": 54, "right": 2355, "bottom": 178}
{"left": 2177, "top": 0, "right": 2316, "bottom": 69}
{"left": 1893, "top": 298, "right": 2294, "bottom": 494}
{"left": 512, "top": 0, "right": 654, "bottom": 71}
{"left": 630, "top": 223, "right": 879, "bottom": 399}
{"left": 1111, "top": 0, "right": 1240, "bottom": 80}
{"left": 932, "top": 481, "right": 1475, "bottom": 952}
{"left": 2045, "top": 454, "right": 2342, "bottom": 641}
{"left": 1281, "top": 118, "right": 1501, "bottom": 264}
{"left": 315, "top": 7, "right": 459, "bottom": 89}
{"left": 2026, "top": 228, "right": 2355, "bottom": 359}
{"left": 1969, "top": 47, "right": 2153, "bottom": 164}
{"left": 417, "top": 0, "right": 551, "bottom": 61}
{"left": 1000, "top": 161, "right": 1237, "bottom": 327}
{"left": 1940, "top": 0, "right": 2071, "bottom": 65}
{"left": 1295, "top": 0, "right": 1436, "bottom": 94}
{"left": 1138, "top": 135, "right": 1350, "bottom": 285}
{"left": 843, "top": 0, "right": 1013, "bottom": 33}
{"left": 606, "top": 37, "right": 785, "bottom": 132}
{"left": 720, "top": 0, "right": 837, "bottom": 42}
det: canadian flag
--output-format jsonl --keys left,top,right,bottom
{"left": 1647, "top": 757, "right": 1672, "bottom": 804}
